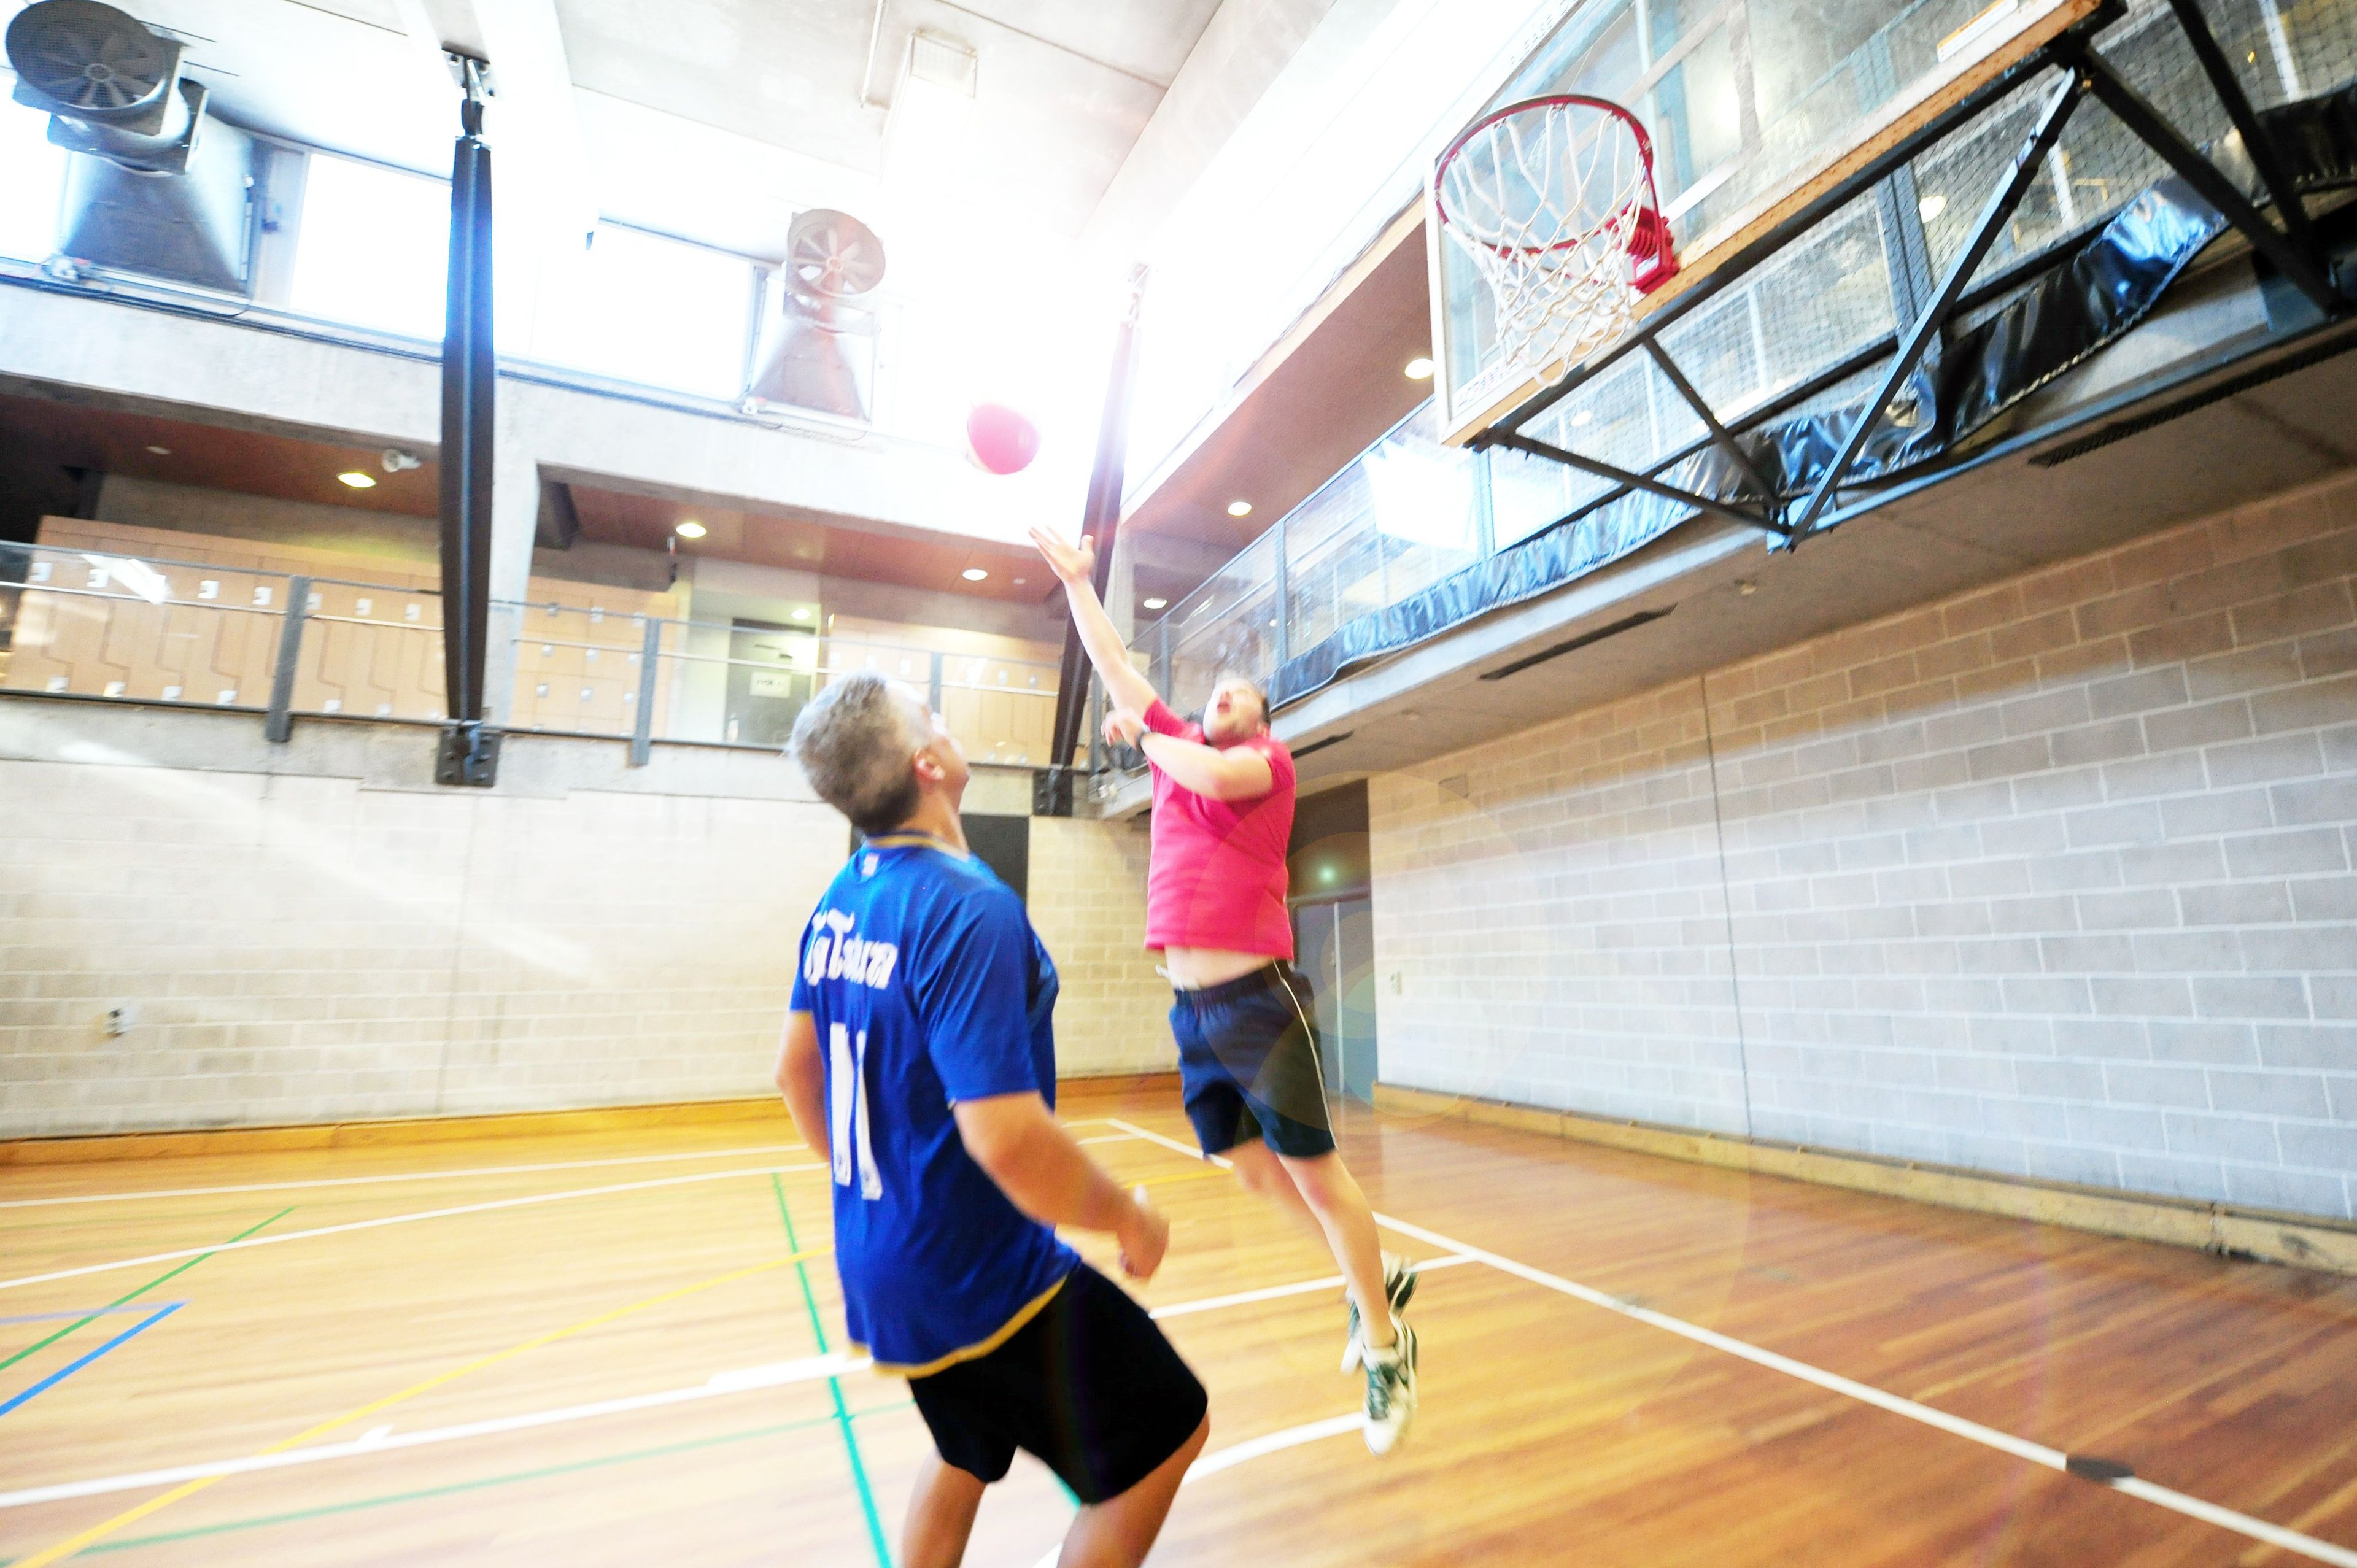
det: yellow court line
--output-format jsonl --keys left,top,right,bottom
{"left": 12, "top": 1247, "right": 832, "bottom": 1568}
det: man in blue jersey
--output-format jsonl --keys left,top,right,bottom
{"left": 777, "top": 671, "right": 1210, "bottom": 1568}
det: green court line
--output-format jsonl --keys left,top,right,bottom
{"left": 0, "top": 1400, "right": 915, "bottom": 1561}
{"left": 775, "top": 1172, "right": 893, "bottom": 1568}
{"left": 0, "top": 1208, "right": 296, "bottom": 1375}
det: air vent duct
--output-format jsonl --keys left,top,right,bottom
{"left": 746, "top": 208, "right": 886, "bottom": 422}
{"left": 6, "top": 0, "right": 255, "bottom": 292}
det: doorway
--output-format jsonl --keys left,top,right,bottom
{"left": 1294, "top": 896, "right": 1377, "bottom": 1104}
{"left": 724, "top": 618, "right": 816, "bottom": 746}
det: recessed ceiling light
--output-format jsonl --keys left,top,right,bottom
{"left": 1143, "top": 597, "right": 1168, "bottom": 610}
{"left": 1404, "top": 356, "right": 1434, "bottom": 380}
{"left": 145, "top": 444, "right": 171, "bottom": 455}
{"left": 1013, "top": 576, "right": 1028, "bottom": 586}
{"left": 1226, "top": 500, "right": 1252, "bottom": 517}
{"left": 1918, "top": 193, "right": 1948, "bottom": 223}
{"left": 337, "top": 471, "right": 376, "bottom": 489}
{"left": 791, "top": 606, "right": 811, "bottom": 620}
{"left": 962, "top": 567, "right": 989, "bottom": 581}
{"left": 675, "top": 520, "right": 707, "bottom": 539}
{"left": 1569, "top": 409, "right": 1593, "bottom": 427}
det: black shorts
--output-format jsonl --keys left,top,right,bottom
{"left": 1169, "top": 963, "right": 1336, "bottom": 1159}
{"left": 907, "top": 1263, "right": 1207, "bottom": 1505}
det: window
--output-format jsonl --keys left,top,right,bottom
{"left": 288, "top": 152, "right": 450, "bottom": 340}
{"left": 528, "top": 224, "right": 756, "bottom": 399}
{"left": 0, "top": 90, "right": 69, "bottom": 263}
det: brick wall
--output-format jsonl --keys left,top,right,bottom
{"left": 0, "top": 736, "right": 1169, "bottom": 1135}
{"left": 1371, "top": 471, "right": 2357, "bottom": 1220}
{"left": 1029, "top": 814, "right": 1178, "bottom": 1076}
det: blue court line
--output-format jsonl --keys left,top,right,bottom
{"left": 0, "top": 1303, "right": 183, "bottom": 1419}
{"left": 0, "top": 1303, "right": 187, "bottom": 1328}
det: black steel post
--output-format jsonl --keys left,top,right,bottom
{"left": 1039, "top": 263, "right": 1148, "bottom": 817}
{"left": 265, "top": 575, "right": 311, "bottom": 743}
{"left": 1639, "top": 338, "right": 1782, "bottom": 504}
{"left": 2162, "top": 0, "right": 2321, "bottom": 266}
{"left": 1487, "top": 431, "right": 1787, "bottom": 536}
{"left": 1787, "top": 68, "right": 2088, "bottom": 544}
{"left": 2080, "top": 52, "right": 2340, "bottom": 315}
{"left": 435, "top": 56, "right": 501, "bottom": 787}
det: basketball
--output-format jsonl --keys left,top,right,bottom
{"left": 966, "top": 402, "right": 1040, "bottom": 474}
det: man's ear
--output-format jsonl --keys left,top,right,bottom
{"left": 912, "top": 743, "right": 948, "bottom": 786}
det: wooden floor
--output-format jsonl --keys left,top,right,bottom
{"left": 5, "top": 1081, "right": 2357, "bottom": 1567}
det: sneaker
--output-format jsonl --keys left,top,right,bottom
{"left": 1361, "top": 1315, "right": 1418, "bottom": 1455}
{"left": 1341, "top": 1253, "right": 1419, "bottom": 1373}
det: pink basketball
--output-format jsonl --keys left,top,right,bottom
{"left": 966, "top": 403, "right": 1040, "bottom": 475}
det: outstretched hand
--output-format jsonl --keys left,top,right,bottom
{"left": 1028, "top": 524, "right": 1096, "bottom": 587}
{"left": 1103, "top": 707, "right": 1146, "bottom": 748}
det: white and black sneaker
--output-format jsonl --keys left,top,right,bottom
{"left": 1360, "top": 1314, "right": 1418, "bottom": 1455}
{"left": 1341, "top": 1253, "right": 1419, "bottom": 1374}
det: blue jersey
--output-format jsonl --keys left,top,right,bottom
{"left": 788, "top": 833, "right": 1078, "bottom": 1374}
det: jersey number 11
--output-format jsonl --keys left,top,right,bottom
{"left": 829, "top": 1023, "right": 883, "bottom": 1199}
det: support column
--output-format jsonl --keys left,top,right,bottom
{"left": 478, "top": 431, "right": 540, "bottom": 728}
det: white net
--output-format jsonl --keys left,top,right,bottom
{"left": 1436, "top": 96, "right": 1670, "bottom": 386}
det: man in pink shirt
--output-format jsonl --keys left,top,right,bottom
{"left": 1032, "top": 526, "right": 1420, "bottom": 1454}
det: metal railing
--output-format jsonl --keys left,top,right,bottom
{"left": 0, "top": 543, "right": 1059, "bottom": 767}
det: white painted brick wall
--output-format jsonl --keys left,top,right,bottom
{"left": 1372, "top": 472, "right": 2357, "bottom": 1220}
{"left": 0, "top": 749, "right": 1169, "bottom": 1134}
{"left": 1029, "top": 814, "right": 1180, "bottom": 1078}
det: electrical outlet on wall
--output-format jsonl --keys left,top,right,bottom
{"left": 103, "top": 1003, "right": 137, "bottom": 1038}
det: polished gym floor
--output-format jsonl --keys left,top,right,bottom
{"left": 4, "top": 1080, "right": 2356, "bottom": 1567}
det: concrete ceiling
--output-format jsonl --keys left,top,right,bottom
{"left": 0, "top": 389, "right": 439, "bottom": 522}
{"left": 13, "top": 0, "right": 1228, "bottom": 246}
{"left": 565, "top": 478, "right": 1057, "bottom": 603}
{"left": 1123, "top": 210, "right": 1433, "bottom": 557}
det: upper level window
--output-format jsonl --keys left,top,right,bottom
{"left": 0, "top": 91, "right": 68, "bottom": 263}
{"left": 288, "top": 152, "right": 450, "bottom": 341}
{"left": 529, "top": 224, "right": 755, "bottom": 401}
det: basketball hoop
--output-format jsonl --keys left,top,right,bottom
{"left": 1435, "top": 95, "right": 1680, "bottom": 385}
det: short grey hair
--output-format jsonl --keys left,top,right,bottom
{"left": 789, "top": 672, "right": 927, "bottom": 835}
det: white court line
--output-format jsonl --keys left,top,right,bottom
{"left": 0, "top": 1265, "right": 1363, "bottom": 1510}
{"left": 1147, "top": 1254, "right": 1478, "bottom": 1322}
{"left": 0, "top": 1121, "right": 1120, "bottom": 1210}
{"left": 0, "top": 1145, "right": 810, "bottom": 1210}
{"left": 1104, "top": 1118, "right": 2357, "bottom": 1568}
{"left": 0, "top": 1353, "right": 870, "bottom": 1509}
{"left": 0, "top": 1164, "right": 829, "bottom": 1294}
{"left": 1024, "top": 1415, "right": 1368, "bottom": 1567}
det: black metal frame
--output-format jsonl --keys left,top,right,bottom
{"left": 1040, "top": 265, "right": 1150, "bottom": 817}
{"left": 435, "top": 56, "right": 500, "bottom": 788}
{"left": 1466, "top": 0, "right": 2346, "bottom": 548}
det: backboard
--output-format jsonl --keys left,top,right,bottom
{"left": 1430, "top": 0, "right": 2106, "bottom": 447}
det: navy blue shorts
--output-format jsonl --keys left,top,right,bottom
{"left": 1169, "top": 964, "right": 1336, "bottom": 1159}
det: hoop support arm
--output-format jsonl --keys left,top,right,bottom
{"left": 2077, "top": 52, "right": 2342, "bottom": 316}
{"left": 1786, "top": 66, "right": 2089, "bottom": 546}
{"left": 1486, "top": 431, "right": 1789, "bottom": 538}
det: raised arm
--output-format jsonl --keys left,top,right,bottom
{"left": 775, "top": 1011, "right": 829, "bottom": 1163}
{"left": 1029, "top": 525, "right": 1159, "bottom": 716}
{"left": 954, "top": 1091, "right": 1169, "bottom": 1280}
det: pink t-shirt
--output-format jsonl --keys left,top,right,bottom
{"left": 1141, "top": 699, "right": 1296, "bottom": 959}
